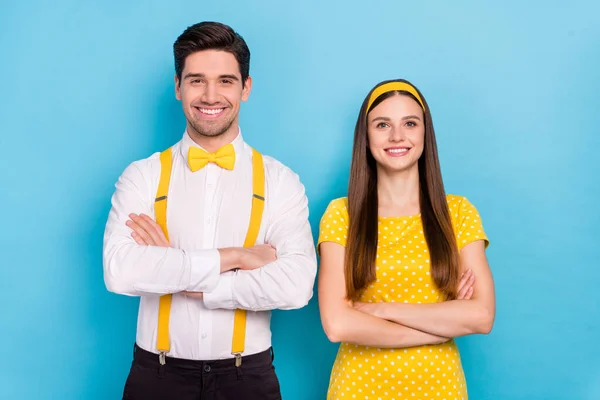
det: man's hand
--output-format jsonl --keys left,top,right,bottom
{"left": 218, "top": 245, "right": 277, "bottom": 273}
{"left": 180, "top": 291, "right": 203, "bottom": 299}
{"left": 238, "top": 244, "right": 277, "bottom": 270}
{"left": 183, "top": 244, "right": 277, "bottom": 298}
{"left": 126, "top": 213, "right": 169, "bottom": 247}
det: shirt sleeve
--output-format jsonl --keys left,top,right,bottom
{"left": 453, "top": 196, "right": 489, "bottom": 250}
{"left": 102, "top": 158, "right": 221, "bottom": 296}
{"left": 317, "top": 198, "right": 350, "bottom": 251}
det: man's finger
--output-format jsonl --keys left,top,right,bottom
{"left": 130, "top": 214, "right": 162, "bottom": 245}
{"left": 131, "top": 231, "right": 148, "bottom": 246}
{"left": 181, "top": 291, "right": 204, "bottom": 299}
{"left": 127, "top": 218, "right": 155, "bottom": 245}
{"left": 140, "top": 214, "right": 169, "bottom": 245}
{"left": 140, "top": 214, "right": 163, "bottom": 236}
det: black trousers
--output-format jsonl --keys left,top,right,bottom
{"left": 122, "top": 344, "right": 282, "bottom": 400}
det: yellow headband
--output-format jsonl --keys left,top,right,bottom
{"left": 366, "top": 82, "right": 426, "bottom": 113}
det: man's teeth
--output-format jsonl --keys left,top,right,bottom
{"left": 387, "top": 148, "right": 409, "bottom": 154}
{"left": 199, "top": 108, "right": 224, "bottom": 115}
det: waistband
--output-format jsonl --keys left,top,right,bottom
{"left": 133, "top": 343, "right": 274, "bottom": 371}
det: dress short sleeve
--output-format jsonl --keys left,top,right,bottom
{"left": 317, "top": 197, "right": 350, "bottom": 251}
{"left": 451, "top": 196, "right": 489, "bottom": 250}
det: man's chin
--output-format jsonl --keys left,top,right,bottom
{"left": 197, "top": 130, "right": 226, "bottom": 138}
{"left": 189, "top": 122, "right": 229, "bottom": 138}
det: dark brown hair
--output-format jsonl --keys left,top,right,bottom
{"left": 173, "top": 21, "right": 250, "bottom": 86}
{"left": 345, "top": 79, "right": 459, "bottom": 301}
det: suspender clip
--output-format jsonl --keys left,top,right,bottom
{"left": 159, "top": 351, "right": 167, "bottom": 366}
{"left": 233, "top": 353, "right": 242, "bottom": 367}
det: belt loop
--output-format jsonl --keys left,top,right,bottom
{"left": 270, "top": 347, "right": 275, "bottom": 362}
{"left": 235, "top": 363, "right": 243, "bottom": 381}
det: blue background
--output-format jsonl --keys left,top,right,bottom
{"left": 2, "top": 1, "right": 599, "bottom": 399}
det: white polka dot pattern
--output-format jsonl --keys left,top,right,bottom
{"left": 318, "top": 195, "right": 488, "bottom": 400}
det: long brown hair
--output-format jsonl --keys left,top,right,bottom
{"left": 345, "top": 79, "right": 459, "bottom": 301}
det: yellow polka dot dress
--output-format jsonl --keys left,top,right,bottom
{"left": 318, "top": 195, "right": 489, "bottom": 400}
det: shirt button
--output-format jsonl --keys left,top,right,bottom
{"left": 201, "top": 333, "right": 208, "bottom": 339}
{"left": 204, "top": 365, "right": 211, "bottom": 373}
{"left": 208, "top": 184, "right": 213, "bottom": 188}
{"left": 207, "top": 218, "right": 212, "bottom": 224}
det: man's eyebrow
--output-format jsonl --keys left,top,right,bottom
{"left": 183, "top": 73, "right": 240, "bottom": 81}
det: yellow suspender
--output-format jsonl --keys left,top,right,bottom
{"left": 232, "top": 148, "right": 265, "bottom": 365}
{"left": 154, "top": 147, "right": 265, "bottom": 366}
{"left": 155, "top": 148, "right": 173, "bottom": 364}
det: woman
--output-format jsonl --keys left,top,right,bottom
{"left": 318, "top": 79, "right": 495, "bottom": 399}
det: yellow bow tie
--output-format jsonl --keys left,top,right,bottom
{"left": 187, "top": 144, "right": 236, "bottom": 172}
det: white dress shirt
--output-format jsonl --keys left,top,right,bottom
{"left": 103, "top": 130, "right": 317, "bottom": 360}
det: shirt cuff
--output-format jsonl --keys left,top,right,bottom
{"left": 203, "top": 271, "right": 235, "bottom": 309}
{"left": 186, "top": 249, "right": 221, "bottom": 292}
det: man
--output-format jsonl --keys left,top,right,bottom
{"left": 103, "top": 21, "right": 317, "bottom": 399}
